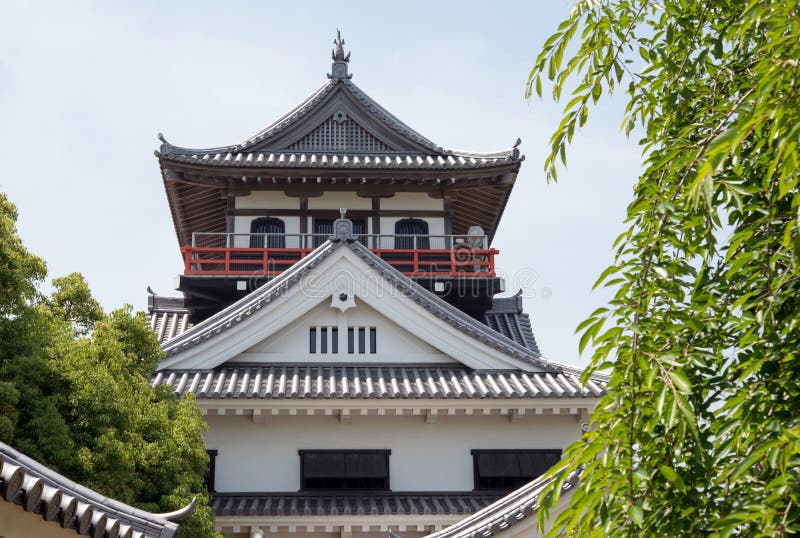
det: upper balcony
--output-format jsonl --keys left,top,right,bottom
{"left": 181, "top": 232, "right": 498, "bottom": 278}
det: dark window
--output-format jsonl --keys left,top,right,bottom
{"left": 309, "top": 327, "right": 317, "bottom": 354}
{"left": 313, "top": 219, "right": 334, "bottom": 247}
{"left": 394, "top": 218, "right": 429, "bottom": 249}
{"left": 250, "top": 218, "right": 286, "bottom": 248}
{"left": 314, "top": 218, "right": 367, "bottom": 247}
{"left": 472, "top": 449, "right": 562, "bottom": 492}
{"left": 358, "top": 327, "right": 366, "bottom": 354}
{"left": 300, "top": 450, "right": 390, "bottom": 491}
{"left": 204, "top": 450, "right": 218, "bottom": 492}
{"left": 369, "top": 327, "right": 377, "bottom": 354}
{"left": 331, "top": 327, "right": 338, "bottom": 354}
{"left": 320, "top": 327, "right": 328, "bottom": 354}
{"left": 348, "top": 328, "right": 354, "bottom": 354}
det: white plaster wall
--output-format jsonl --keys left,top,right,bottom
{"left": 308, "top": 192, "right": 372, "bottom": 210}
{"left": 205, "top": 414, "right": 581, "bottom": 493}
{"left": 381, "top": 193, "right": 443, "bottom": 211}
{"left": 236, "top": 192, "right": 299, "bottom": 210}
{"left": 234, "top": 300, "right": 454, "bottom": 363}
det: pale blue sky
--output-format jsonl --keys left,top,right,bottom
{"left": 0, "top": 1, "right": 639, "bottom": 366}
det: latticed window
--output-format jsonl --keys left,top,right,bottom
{"left": 288, "top": 115, "right": 393, "bottom": 152}
{"left": 250, "top": 218, "right": 285, "bottom": 248}
{"left": 300, "top": 450, "right": 390, "bottom": 491}
{"left": 394, "top": 218, "right": 429, "bottom": 249}
{"left": 471, "top": 449, "right": 562, "bottom": 492}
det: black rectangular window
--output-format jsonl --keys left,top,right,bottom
{"left": 320, "top": 327, "right": 328, "bottom": 354}
{"left": 369, "top": 327, "right": 377, "bottom": 354}
{"left": 471, "top": 449, "right": 562, "bottom": 492}
{"left": 300, "top": 450, "right": 390, "bottom": 491}
{"left": 309, "top": 327, "right": 317, "bottom": 354}
{"left": 204, "top": 450, "right": 218, "bottom": 492}
{"left": 358, "top": 327, "right": 366, "bottom": 354}
{"left": 347, "top": 328, "right": 354, "bottom": 354}
{"left": 331, "top": 327, "right": 338, "bottom": 354}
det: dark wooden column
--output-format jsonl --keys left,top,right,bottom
{"left": 299, "top": 197, "right": 308, "bottom": 234}
{"left": 371, "top": 197, "right": 380, "bottom": 237}
{"left": 225, "top": 194, "right": 235, "bottom": 234}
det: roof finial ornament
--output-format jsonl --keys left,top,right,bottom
{"left": 328, "top": 29, "right": 353, "bottom": 80}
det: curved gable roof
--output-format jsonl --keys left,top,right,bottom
{"left": 157, "top": 231, "right": 597, "bottom": 379}
{"left": 0, "top": 442, "right": 194, "bottom": 538}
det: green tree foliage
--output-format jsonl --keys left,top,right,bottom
{"left": 527, "top": 2, "right": 800, "bottom": 536}
{"left": 0, "top": 192, "right": 220, "bottom": 537}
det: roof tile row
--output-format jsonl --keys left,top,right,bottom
{"left": 152, "top": 366, "right": 605, "bottom": 400}
{"left": 159, "top": 151, "right": 518, "bottom": 170}
{"left": 211, "top": 492, "right": 501, "bottom": 517}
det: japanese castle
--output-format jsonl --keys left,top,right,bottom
{"left": 147, "top": 32, "right": 604, "bottom": 538}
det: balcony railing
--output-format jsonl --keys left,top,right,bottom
{"left": 181, "top": 233, "right": 498, "bottom": 277}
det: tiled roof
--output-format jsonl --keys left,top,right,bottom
{"left": 146, "top": 293, "right": 539, "bottom": 354}
{"left": 152, "top": 365, "right": 606, "bottom": 400}
{"left": 484, "top": 296, "right": 540, "bottom": 354}
{"left": 161, "top": 239, "right": 559, "bottom": 373}
{"left": 149, "top": 311, "right": 191, "bottom": 345}
{"left": 156, "top": 78, "right": 523, "bottom": 169}
{"left": 157, "top": 150, "right": 519, "bottom": 170}
{"left": 147, "top": 294, "right": 192, "bottom": 345}
{"left": 211, "top": 492, "right": 502, "bottom": 517}
{"left": 422, "top": 468, "right": 582, "bottom": 538}
{"left": 0, "top": 442, "right": 194, "bottom": 538}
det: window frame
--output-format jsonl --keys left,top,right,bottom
{"left": 394, "top": 218, "right": 430, "bottom": 249}
{"left": 249, "top": 217, "right": 286, "bottom": 248}
{"left": 470, "top": 449, "right": 562, "bottom": 492}
{"left": 298, "top": 449, "right": 391, "bottom": 492}
{"left": 204, "top": 449, "right": 218, "bottom": 492}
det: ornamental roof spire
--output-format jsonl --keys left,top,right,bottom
{"left": 328, "top": 29, "right": 353, "bottom": 80}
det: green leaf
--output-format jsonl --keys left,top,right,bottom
{"left": 668, "top": 369, "right": 692, "bottom": 394}
{"left": 628, "top": 503, "right": 644, "bottom": 527}
{"left": 659, "top": 465, "right": 687, "bottom": 492}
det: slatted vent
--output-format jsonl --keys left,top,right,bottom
{"left": 309, "top": 326, "right": 376, "bottom": 354}
{"left": 288, "top": 114, "right": 394, "bottom": 152}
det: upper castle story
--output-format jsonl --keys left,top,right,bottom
{"left": 155, "top": 32, "right": 524, "bottom": 323}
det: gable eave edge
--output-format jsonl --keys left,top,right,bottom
{"left": 157, "top": 244, "right": 557, "bottom": 373}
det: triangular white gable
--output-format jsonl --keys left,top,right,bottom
{"left": 157, "top": 246, "right": 544, "bottom": 372}
{"left": 229, "top": 300, "right": 457, "bottom": 365}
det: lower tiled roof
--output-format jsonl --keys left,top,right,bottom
{"left": 423, "top": 468, "right": 582, "bottom": 538}
{"left": 149, "top": 311, "right": 192, "bottom": 344}
{"left": 0, "top": 442, "right": 193, "bottom": 538}
{"left": 484, "top": 296, "right": 540, "bottom": 354}
{"left": 211, "top": 492, "right": 502, "bottom": 517}
{"left": 152, "top": 365, "right": 606, "bottom": 399}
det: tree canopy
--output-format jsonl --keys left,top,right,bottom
{"left": 0, "top": 192, "right": 219, "bottom": 537}
{"left": 528, "top": 1, "right": 800, "bottom": 536}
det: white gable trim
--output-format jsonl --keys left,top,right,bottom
{"left": 158, "top": 246, "right": 545, "bottom": 372}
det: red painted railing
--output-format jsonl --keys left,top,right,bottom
{"left": 180, "top": 246, "right": 498, "bottom": 277}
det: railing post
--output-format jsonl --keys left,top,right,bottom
{"left": 182, "top": 247, "right": 191, "bottom": 274}
{"left": 192, "top": 233, "right": 196, "bottom": 248}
